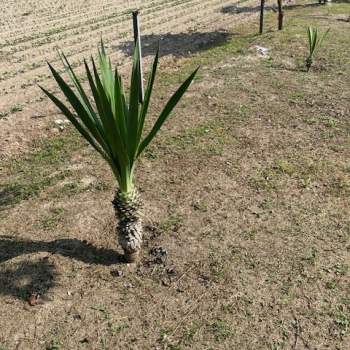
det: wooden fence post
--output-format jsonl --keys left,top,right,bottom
{"left": 277, "top": 0, "right": 284, "bottom": 30}
{"left": 259, "top": 0, "right": 265, "bottom": 34}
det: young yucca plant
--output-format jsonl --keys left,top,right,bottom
{"left": 40, "top": 42, "right": 198, "bottom": 262}
{"left": 306, "top": 26, "right": 330, "bottom": 72}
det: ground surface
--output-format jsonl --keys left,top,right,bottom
{"left": 1, "top": 1, "right": 350, "bottom": 349}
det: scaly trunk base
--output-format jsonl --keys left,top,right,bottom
{"left": 306, "top": 57, "right": 312, "bottom": 72}
{"left": 112, "top": 190, "right": 143, "bottom": 263}
{"left": 117, "top": 217, "right": 143, "bottom": 261}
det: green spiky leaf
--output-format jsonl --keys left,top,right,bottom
{"left": 41, "top": 40, "right": 198, "bottom": 196}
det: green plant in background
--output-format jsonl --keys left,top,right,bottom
{"left": 40, "top": 41, "right": 198, "bottom": 262}
{"left": 306, "top": 26, "right": 330, "bottom": 72}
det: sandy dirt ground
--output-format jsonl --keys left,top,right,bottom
{"left": 3, "top": 1, "right": 349, "bottom": 350}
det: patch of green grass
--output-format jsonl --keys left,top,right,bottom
{"left": 183, "top": 321, "right": 201, "bottom": 343}
{"left": 302, "top": 247, "right": 317, "bottom": 265}
{"left": 334, "top": 305, "right": 350, "bottom": 337}
{"left": 89, "top": 179, "right": 111, "bottom": 192}
{"left": 288, "top": 90, "right": 305, "bottom": 103}
{"left": 329, "top": 175, "right": 350, "bottom": 196}
{"left": 332, "top": 263, "right": 349, "bottom": 276}
{"left": 249, "top": 167, "right": 280, "bottom": 191}
{"left": 163, "top": 121, "right": 225, "bottom": 156}
{"left": 29, "top": 137, "right": 74, "bottom": 165}
{"left": 56, "top": 181, "right": 80, "bottom": 196}
{"left": 325, "top": 280, "right": 337, "bottom": 290}
{"left": 304, "top": 117, "right": 318, "bottom": 125}
{"left": 110, "top": 322, "right": 129, "bottom": 336}
{"left": 208, "top": 320, "right": 233, "bottom": 341}
{"left": 159, "top": 213, "right": 184, "bottom": 233}
{"left": 271, "top": 339, "right": 287, "bottom": 350}
{"left": 0, "top": 179, "right": 54, "bottom": 209}
{"left": 0, "top": 130, "right": 82, "bottom": 209}
{"left": 0, "top": 104, "right": 23, "bottom": 119}
{"left": 38, "top": 207, "right": 66, "bottom": 230}
{"left": 304, "top": 115, "right": 341, "bottom": 129}
{"left": 192, "top": 200, "right": 208, "bottom": 212}
{"left": 208, "top": 250, "right": 228, "bottom": 281}
{"left": 321, "top": 116, "right": 338, "bottom": 128}
{"left": 9, "top": 104, "right": 23, "bottom": 113}
{"left": 45, "top": 339, "right": 61, "bottom": 350}
{"left": 159, "top": 327, "right": 171, "bottom": 341}
{"left": 274, "top": 160, "right": 297, "bottom": 176}
{"left": 250, "top": 157, "right": 346, "bottom": 192}
{"left": 141, "top": 118, "right": 230, "bottom": 159}
{"left": 91, "top": 304, "right": 110, "bottom": 320}
{"left": 240, "top": 229, "right": 257, "bottom": 240}
{"left": 221, "top": 303, "right": 235, "bottom": 314}
{"left": 168, "top": 344, "right": 183, "bottom": 350}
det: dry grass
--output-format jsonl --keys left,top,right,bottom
{"left": 1, "top": 1, "right": 350, "bottom": 349}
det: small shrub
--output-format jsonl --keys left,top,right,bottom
{"left": 305, "top": 26, "right": 330, "bottom": 72}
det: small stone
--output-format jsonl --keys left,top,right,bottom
{"left": 161, "top": 279, "right": 170, "bottom": 287}
{"left": 27, "top": 293, "right": 39, "bottom": 306}
{"left": 253, "top": 45, "right": 269, "bottom": 57}
{"left": 166, "top": 267, "right": 177, "bottom": 276}
{"left": 111, "top": 270, "right": 123, "bottom": 277}
{"left": 149, "top": 246, "right": 168, "bottom": 265}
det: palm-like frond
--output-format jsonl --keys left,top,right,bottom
{"left": 40, "top": 41, "right": 198, "bottom": 195}
{"left": 307, "top": 26, "right": 330, "bottom": 58}
{"left": 306, "top": 26, "right": 330, "bottom": 71}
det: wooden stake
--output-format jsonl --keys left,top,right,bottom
{"left": 132, "top": 10, "right": 144, "bottom": 104}
{"left": 277, "top": 0, "right": 284, "bottom": 30}
{"left": 259, "top": 0, "right": 265, "bottom": 34}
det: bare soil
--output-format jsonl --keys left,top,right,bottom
{"left": 0, "top": 1, "right": 350, "bottom": 350}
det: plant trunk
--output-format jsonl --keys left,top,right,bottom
{"left": 306, "top": 57, "right": 312, "bottom": 72}
{"left": 112, "top": 190, "right": 143, "bottom": 263}
{"left": 277, "top": 0, "right": 284, "bottom": 30}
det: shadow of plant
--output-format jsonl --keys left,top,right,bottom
{"left": 283, "top": 2, "right": 323, "bottom": 10}
{"left": 222, "top": 2, "right": 323, "bottom": 15}
{"left": 221, "top": 4, "right": 275, "bottom": 14}
{"left": 115, "top": 30, "right": 232, "bottom": 58}
{"left": 0, "top": 236, "right": 125, "bottom": 300}
{"left": 0, "top": 236, "right": 124, "bottom": 265}
{"left": 0, "top": 258, "right": 56, "bottom": 300}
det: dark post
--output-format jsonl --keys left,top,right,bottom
{"left": 259, "top": 0, "right": 265, "bottom": 34}
{"left": 277, "top": 0, "right": 284, "bottom": 30}
{"left": 132, "top": 10, "right": 144, "bottom": 104}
